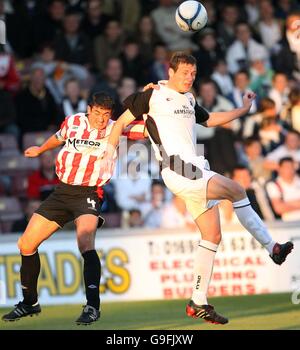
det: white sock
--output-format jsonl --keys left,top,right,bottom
{"left": 233, "top": 197, "right": 275, "bottom": 254}
{"left": 191, "top": 240, "right": 218, "bottom": 305}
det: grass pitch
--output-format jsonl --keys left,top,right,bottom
{"left": 0, "top": 293, "right": 299, "bottom": 330}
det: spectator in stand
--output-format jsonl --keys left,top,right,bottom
{"left": 141, "top": 181, "right": 166, "bottom": 228}
{"left": 0, "top": 85, "right": 18, "bottom": 138}
{"left": 243, "top": 137, "right": 272, "bottom": 183}
{"left": 151, "top": 0, "right": 195, "bottom": 51}
{"left": 228, "top": 70, "right": 258, "bottom": 116}
{"left": 128, "top": 209, "right": 144, "bottom": 228}
{"left": 11, "top": 199, "right": 41, "bottom": 233}
{"left": 243, "top": 97, "right": 281, "bottom": 139}
{"left": 120, "top": 38, "right": 147, "bottom": 87}
{"left": 244, "top": 0, "right": 260, "bottom": 25}
{"left": 217, "top": 3, "right": 241, "bottom": 48}
{"left": 274, "top": 12, "right": 300, "bottom": 80}
{"left": 54, "top": 9, "right": 93, "bottom": 68}
{"left": 117, "top": 77, "right": 137, "bottom": 104}
{"left": 113, "top": 159, "right": 151, "bottom": 212}
{"left": 90, "top": 57, "right": 123, "bottom": 116}
{"left": 249, "top": 48, "right": 274, "bottom": 99}
{"left": 226, "top": 22, "right": 270, "bottom": 75}
{"left": 2, "top": 0, "right": 35, "bottom": 58}
{"left": 61, "top": 78, "right": 87, "bottom": 118}
{"left": 257, "top": 0, "right": 283, "bottom": 53}
{"left": 196, "top": 79, "right": 237, "bottom": 150}
{"left": 101, "top": 0, "right": 141, "bottom": 34}
{"left": 15, "top": 67, "right": 58, "bottom": 137}
{"left": 265, "top": 130, "right": 300, "bottom": 171}
{"left": 32, "top": 43, "right": 90, "bottom": 104}
{"left": 148, "top": 43, "right": 169, "bottom": 83}
{"left": 0, "top": 44, "right": 20, "bottom": 95}
{"left": 231, "top": 166, "right": 275, "bottom": 221}
{"left": 266, "top": 157, "right": 300, "bottom": 221}
{"left": 275, "top": 0, "right": 300, "bottom": 20}
{"left": 256, "top": 102, "right": 286, "bottom": 155}
{"left": 135, "top": 16, "right": 162, "bottom": 67}
{"left": 208, "top": 121, "right": 239, "bottom": 176}
{"left": 284, "top": 88, "right": 300, "bottom": 132}
{"left": 211, "top": 59, "right": 234, "bottom": 97}
{"left": 81, "top": 0, "right": 111, "bottom": 40}
{"left": 27, "top": 150, "right": 60, "bottom": 201}
{"left": 93, "top": 19, "right": 125, "bottom": 74}
{"left": 268, "top": 73, "right": 290, "bottom": 115}
{"left": 161, "top": 195, "right": 197, "bottom": 231}
{"left": 33, "top": 0, "right": 65, "bottom": 53}
{"left": 193, "top": 28, "right": 225, "bottom": 81}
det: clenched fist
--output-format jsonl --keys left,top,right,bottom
{"left": 24, "top": 146, "right": 41, "bottom": 157}
{"left": 243, "top": 91, "right": 256, "bottom": 110}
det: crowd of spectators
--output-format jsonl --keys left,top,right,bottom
{"left": 0, "top": 0, "right": 300, "bottom": 233}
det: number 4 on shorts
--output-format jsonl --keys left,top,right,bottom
{"left": 87, "top": 197, "right": 96, "bottom": 209}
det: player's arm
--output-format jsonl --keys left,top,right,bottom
{"left": 199, "top": 92, "right": 256, "bottom": 127}
{"left": 105, "top": 89, "right": 153, "bottom": 157}
{"left": 24, "top": 118, "right": 69, "bottom": 157}
{"left": 24, "top": 134, "right": 64, "bottom": 158}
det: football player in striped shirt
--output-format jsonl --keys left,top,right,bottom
{"left": 2, "top": 92, "right": 145, "bottom": 325}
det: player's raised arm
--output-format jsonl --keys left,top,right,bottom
{"left": 105, "top": 109, "right": 137, "bottom": 157}
{"left": 24, "top": 134, "right": 64, "bottom": 157}
{"left": 200, "top": 91, "right": 256, "bottom": 127}
{"left": 24, "top": 117, "right": 69, "bottom": 157}
{"left": 105, "top": 88, "right": 153, "bottom": 157}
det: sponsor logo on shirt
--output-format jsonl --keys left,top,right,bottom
{"left": 67, "top": 138, "right": 101, "bottom": 151}
{"left": 174, "top": 104, "right": 194, "bottom": 117}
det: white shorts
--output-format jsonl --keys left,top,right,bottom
{"left": 161, "top": 159, "right": 219, "bottom": 220}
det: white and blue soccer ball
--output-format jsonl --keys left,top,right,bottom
{"left": 175, "top": 1, "right": 208, "bottom": 32}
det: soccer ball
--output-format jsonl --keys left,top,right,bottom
{"left": 175, "top": 1, "right": 208, "bottom": 32}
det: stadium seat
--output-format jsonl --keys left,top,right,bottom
{"left": 101, "top": 213, "right": 122, "bottom": 228}
{"left": 11, "top": 175, "right": 29, "bottom": 198}
{"left": 0, "top": 196, "right": 24, "bottom": 233}
{"left": 0, "top": 154, "right": 39, "bottom": 177}
{"left": 0, "top": 133, "right": 19, "bottom": 155}
{"left": 22, "top": 131, "right": 53, "bottom": 151}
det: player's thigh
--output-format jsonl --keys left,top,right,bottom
{"left": 194, "top": 205, "right": 222, "bottom": 244}
{"left": 18, "top": 213, "right": 60, "bottom": 254}
{"left": 75, "top": 214, "right": 99, "bottom": 253}
{"left": 206, "top": 174, "right": 246, "bottom": 202}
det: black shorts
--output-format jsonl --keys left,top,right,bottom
{"left": 35, "top": 181, "right": 104, "bottom": 228}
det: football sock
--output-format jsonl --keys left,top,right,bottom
{"left": 191, "top": 240, "right": 218, "bottom": 305}
{"left": 21, "top": 251, "right": 40, "bottom": 305}
{"left": 82, "top": 250, "right": 101, "bottom": 310}
{"left": 233, "top": 197, "right": 275, "bottom": 254}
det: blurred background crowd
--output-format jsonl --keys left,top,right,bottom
{"left": 0, "top": 0, "right": 300, "bottom": 233}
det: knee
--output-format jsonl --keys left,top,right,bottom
{"left": 18, "top": 236, "right": 37, "bottom": 255}
{"left": 201, "top": 231, "right": 222, "bottom": 245}
{"left": 77, "top": 231, "right": 95, "bottom": 254}
{"left": 228, "top": 182, "right": 246, "bottom": 202}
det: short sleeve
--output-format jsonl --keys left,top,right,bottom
{"left": 55, "top": 117, "right": 69, "bottom": 141}
{"left": 195, "top": 103, "right": 209, "bottom": 124}
{"left": 266, "top": 182, "right": 281, "bottom": 200}
{"left": 123, "top": 89, "right": 153, "bottom": 118}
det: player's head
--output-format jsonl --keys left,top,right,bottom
{"left": 168, "top": 52, "right": 197, "bottom": 93}
{"left": 87, "top": 92, "right": 115, "bottom": 129}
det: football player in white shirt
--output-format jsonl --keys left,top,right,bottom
{"left": 103, "top": 52, "right": 294, "bottom": 325}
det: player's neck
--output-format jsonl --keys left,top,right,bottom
{"left": 166, "top": 80, "right": 183, "bottom": 93}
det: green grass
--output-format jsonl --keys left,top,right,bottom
{"left": 0, "top": 293, "right": 299, "bottom": 330}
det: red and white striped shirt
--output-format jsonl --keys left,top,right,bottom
{"left": 55, "top": 113, "right": 145, "bottom": 190}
